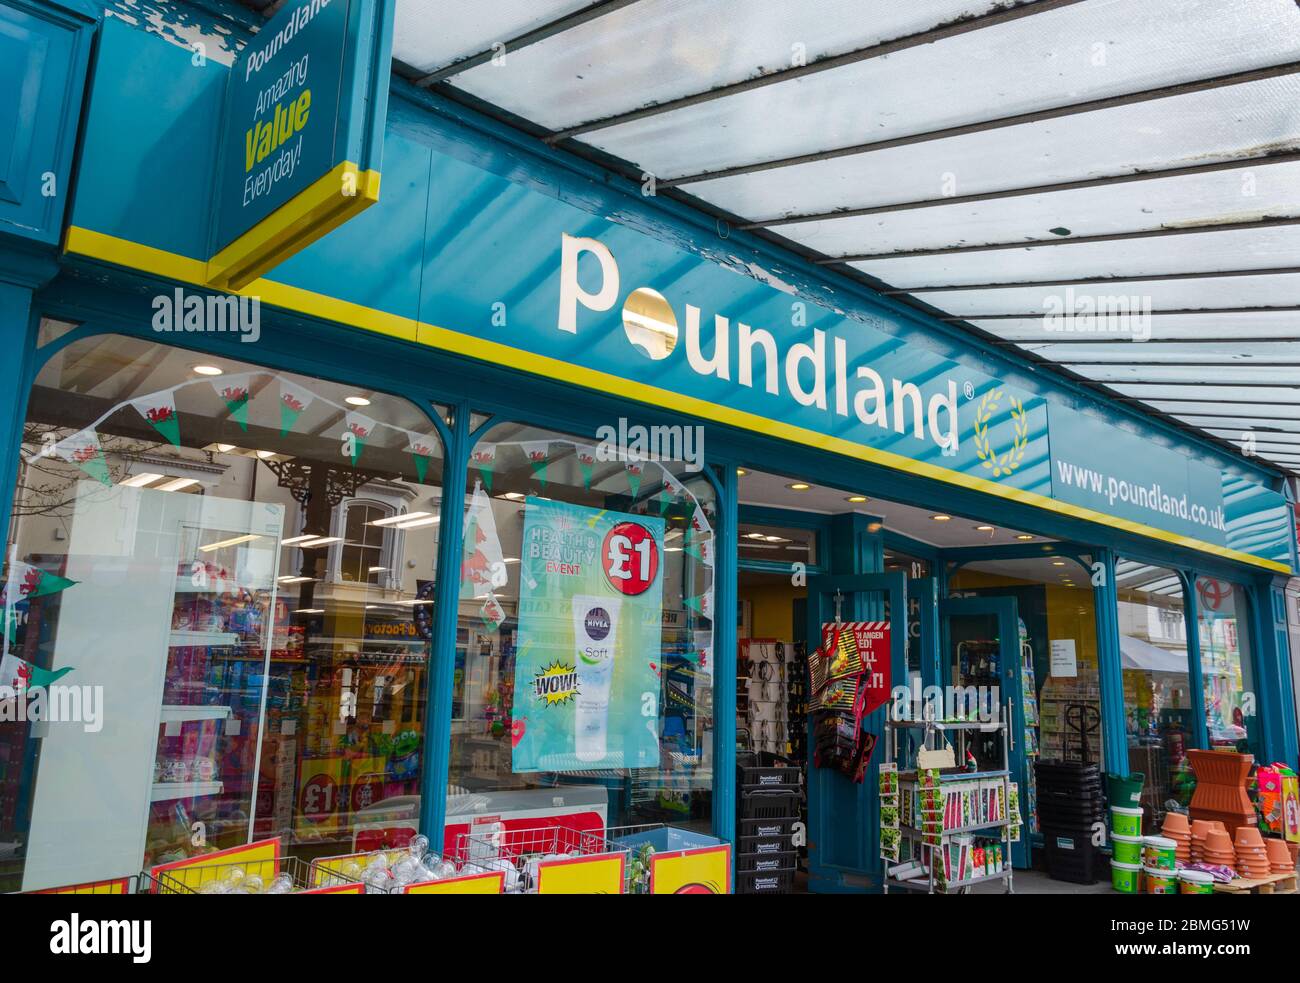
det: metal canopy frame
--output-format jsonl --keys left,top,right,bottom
{"left": 378, "top": 0, "right": 1300, "bottom": 475}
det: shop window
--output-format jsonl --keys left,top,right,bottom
{"left": 449, "top": 422, "right": 717, "bottom": 841}
{"left": 0, "top": 335, "right": 445, "bottom": 891}
{"left": 1116, "top": 561, "right": 1194, "bottom": 831}
{"left": 1195, "top": 577, "right": 1258, "bottom": 755}
{"left": 884, "top": 549, "right": 931, "bottom": 678}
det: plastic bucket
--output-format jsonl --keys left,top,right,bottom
{"left": 1142, "top": 835, "right": 1177, "bottom": 871}
{"left": 1111, "top": 806, "right": 1143, "bottom": 837}
{"left": 1179, "top": 869, "right": 1215, "bottom": 895}
{"left": 1107, "top": 772, "right": 1145, "bottom": 807}
{"left": 1111, "top": 860, "right": 1141, "bottom": 894}
{"left": 1111, "top": 833, "right": 1143, "bottom": 866}
{"left": 1143, "top": 866, "right": 1178, "bottom": 894}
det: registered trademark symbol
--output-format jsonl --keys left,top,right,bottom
{"left": 963, "top": 381, "right": 975, "bottom": 399}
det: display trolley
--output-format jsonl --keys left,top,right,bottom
{"left": 881, "top": 713, "right": 1016, "bottom": 895}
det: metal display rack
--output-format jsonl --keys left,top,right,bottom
{"left": 881, "top": 713, "right": 1015, "bottom": 895}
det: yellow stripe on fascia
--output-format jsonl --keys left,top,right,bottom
{"left": 206, "top": 162, "right": 381, "bottom": 291}
{"left": 60, "top": 227, "right": 1294, "bottom": 575}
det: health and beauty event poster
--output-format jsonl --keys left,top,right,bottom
{"left": 512, "top": 498, "right": 663, "bottom": 773}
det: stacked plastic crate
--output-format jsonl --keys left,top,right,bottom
{"left": 736, "top": 755, "right": 801, "bottom": 894}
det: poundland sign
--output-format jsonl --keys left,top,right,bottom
{"left": 207, "top": 0, "right": 392, "bottom": 290}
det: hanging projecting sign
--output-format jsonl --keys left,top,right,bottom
{"left": 206, "top": 0, "right": 392, "bottom": 289}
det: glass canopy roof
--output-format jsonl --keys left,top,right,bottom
{"left": 374, "top": 0, "right": 1300, "bottom": 476}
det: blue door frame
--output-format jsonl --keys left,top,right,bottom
{"left": 939, "top": 594, "right": 1030, "bottom": 869}
{"left": 804, "top": 571, "right": 907, "bottom": 893}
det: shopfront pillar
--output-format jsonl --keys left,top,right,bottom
{"left": 1252, "top": 575, "right": 1299, "bottom": 765}
{"left": 711, "top": 462, "right": 738, "bottom": 849}
{"left": 1179, "top": 570, "right": 1210, "bottom": 751}
{"left": 1092, "top": 547, "right": 1129, "bottom": 777}
{"left": 0, "top": 279, "right": 41, "bottom": 541}
{"left": 419, "top": 402, "right": 471, "bottom": 840}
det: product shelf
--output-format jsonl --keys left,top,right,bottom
{"left": 151, "top": 781, "right": 224, "bottom": 802}
{"left": 159, "top": 704, "right": 233, "bottom": 723}
{"left": 168, "top": 629, "right": 239, "bottom": 647}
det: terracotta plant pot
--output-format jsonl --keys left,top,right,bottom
{"left": 1234, "top": 826, "right": 1265, "bottom": 849}
{"left": 1205, "top": 830, "right": 1234, "bottom": 854}
{"left": 1162, "top": 812, "right": 1190, "bottom": 835}
{"left": 1187, "top": 749, "right": 1253, "bottom": 786}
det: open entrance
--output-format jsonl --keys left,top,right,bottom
{"left": 733, "top": 467, "right": 1099, "bottom": 893}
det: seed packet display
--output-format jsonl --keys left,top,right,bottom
{"left": 1007, "top": 782, "right": 1022, "bottom": 842}
{"left": 878, "top": 762, "right": 898, "bottom": 797}
{"left": 879, "top": 825, "right": 901, "bottom": 862}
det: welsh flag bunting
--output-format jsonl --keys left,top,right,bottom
{"left": 684, "top": 588, "right": 714, "bottom": 620}
{"left": 694, "top": 630, "right": 714, "bottom": 678}
{"left": 576, "top": 445, "right": 597, "bottom": 492}
{"left": 470, "top": 444, "right": 496, "bottom": 491}
{"left": 625, "top": 461, "right": 644, "bottom": 499}
{"left": 54, "top": 428, "right": 111, "bottom": 487}
{"left": 521, "top": 440, "right": 549, "bottom": 490}
{"left": 278, "top": 378, "right": 314, "bottom": 436}
{"left": 345, "top": 410, "right": 376, "bottom": 466}
{"left": 690, "top": 503, "right": 714, "bottom": 539}
{"left": 480, "top": 595, "right": 506, "bottom": 632}
{"left": 4, "top": 561, "right": 78, "bottom": 602}
{"left": 658, "top": 469, "right": 685, "bottom": 515}
{"left": 405, "top": 431, "right": 439, "bottom": 484}
{"left": 131, "top": 390, "right": 181, "bottom": 446}
{"left": 0, "top": 653, "right": 73, "bottom": 693}
{"left": 461, "top": 481, "right": 504, "bottom": 599}
{"left": 212, "top": 374, "right": 253, "bottom": 431}
{"left": 684, "top": 533, "right": 715, "bottom": 568}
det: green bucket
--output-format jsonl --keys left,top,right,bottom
{"left": 1108, "top": 772, "right": 1145, "bottom": 807}
{"left": 1111, "top": 833, "right": 1142, "bottom": 865}
{"left": 1110, "top": 806, "right": 1143, "bottom": 838}
{"left": 1111, "top": 860, "right": 1141, "bottom": 894}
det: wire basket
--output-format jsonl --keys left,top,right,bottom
{"left": 146, "top": 854, "right": 362, "bottom": 894}
{"left": 453, "top": 824, "right": 634, "bottom": 894}
{"left": 309, "top": 846, "right": 499, "bottom": 894}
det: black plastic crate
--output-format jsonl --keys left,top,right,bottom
{"left": 738, "top": 764, "right": 801, "bottom": 792}
{"left": 738, "top": 849, "right": 798, "bottom": 873}
{"left": 740, "top": 789, "right": 801, "bottom": 819}
{"left": 739, "top": 816, "right": 797, "bottom": 840}
{"left": 1041, "top": 831, "right": 1102, "bottom": 885}
{"left": 737, "top": 866, "right": 796, "bottom": 894}
{"left": 739, "top": 831, "right": 794, "bottom": 857}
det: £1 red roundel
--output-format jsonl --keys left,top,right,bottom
{"left": 602, "top": 521, "right": 659, "bottom": 596}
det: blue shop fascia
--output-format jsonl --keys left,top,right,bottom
{"left": 0, "top": 0, "right": 1295, "bottom": 893}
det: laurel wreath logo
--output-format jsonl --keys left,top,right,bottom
{"left": 971, "top": 389, "right": 1029, "bottom": 478}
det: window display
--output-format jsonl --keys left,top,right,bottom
{"left": 1195, "top": 577, "right": 1258, "bottom": 754}
{"left": 448, "top": 422, "right": 716, "bottom": 836}
{"left": 1116, "top": 561, "right": 1194, "bottom": 830}
{"left": 1, "top": 336, "right": 445, "bottom": 891}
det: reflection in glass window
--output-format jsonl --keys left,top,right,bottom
{"left": 1116, "top": 561, "right": 1194, "bottom": 831}
{"left": 1195, "top": 577, "right": 1257, "bottom": 755}
{"left": 448, "top": 422, "right": 717, "bottom": 847}
{"left": 0, "top": 336, "right": 445, "bottom": 891}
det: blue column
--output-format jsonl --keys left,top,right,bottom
{"left": 1253, "top": 575, "right": 1298, "bottom": 764}
{"left": 418, "top": 401, "right": 470, "bottom": 848}
{"left": 1093, "top": 548, "right": 1129, "bottom": 777}
{"left": 0, "top": 281, "right": 40, "bottom": 540}
{"left": 711, "top": 463, "right": 738, "bottom": 857}
{"left": 1180, "top": 570, "right": 1209, "bottom": 750}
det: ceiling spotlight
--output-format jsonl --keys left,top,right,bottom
{"left": 787, "top": 482, "right": 810, "bottom": 491}
{"left": 736, "top": 468, "right": 747, "bottom": 476}
{"left": 1052, "top": 560, "right": 1066, "bottom": 567}
{"left": 345, "top": 395, "right": 371, "bottom": 407}
{"left": 975, "top": 525, "right": 995, "bottom": 532}
{"left": 931, "top": 514, "right": 951, "bottom": 522}
{"left": 846, "top": 495, "right": 868, "bottom": 503}
{"left": 1016, "top": 534, "right": 1034, "bottom": 541}
{"left": 192, "top": 364, "right": 223, "bottom": 376}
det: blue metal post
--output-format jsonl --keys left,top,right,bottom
{"left": 1093, "top": 548, "right": 1129, "bottom": 777}
{"left": 1252, "top": 575, "right": 1298, "bottom": 764}
{"left": 418, "top": 401, "right": 471, "bottom": 845}
{"left": 711, "top": 462, "right": 738, "bottom": 859}
{"left": 1180, "top": 570, "right": 1210, "bottom": 751}
{"left": 0, "top": 282, "right": 40, "bottom": 541}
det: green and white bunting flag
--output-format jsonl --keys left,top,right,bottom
{"left": 460, "top": 481, "right": 504, "bottom": 598}
{"left": 54, "top": 428, "right": 111, "bottom": 486}
{"left": 657, "top": 469, "right": 685, "bottom": 514}
{"left": 625, "top": 461, "right": 644, "bottom": 499}
{"left": 132, "top": 390, "right": 181, "bottom": 446}
{"left": 522, "top": 440, "right": 549, "bottom": 490}
{"left": 684, "top": 588, "right": 714, "bottom": 620}
{"left": 470, "top": 443, "right": 496, "bottom": 491}
{"left": 278, "top": 378, "right": 314, "bottom": 436}
{"left": 344, "top": 410, "right": 376, "bottom": 466}
{"left": 212, "top": 374, "right": 253, "bottom": 431}
{"left": 2, "top": 560, "right": 78, "bottom": 664}
{"left": 576, "top": 445, "right": 597, "bottom": 492}
{"left": 480, "top": 595, "right": 506, "bottom": 632}
{"left": 404, "top": 431, "right": 439, "bottom": 484}
{"left": 0, "top": 653, "right": 73, "bottom": 693}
